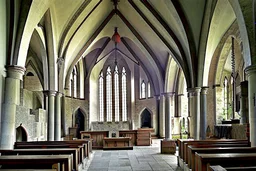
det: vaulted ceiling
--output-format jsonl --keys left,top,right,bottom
{"left": 17, "top": 0, "right": 239, "bottom": 94}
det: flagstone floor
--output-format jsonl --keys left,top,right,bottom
{"left": 83, "top": 139, "right": 182, "bottom": 171}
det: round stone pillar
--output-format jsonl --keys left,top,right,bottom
{"left": 0, "top": 65, "right": 25, "bottom": 149}
{"left": 44, "top": 90, "right": 57, "bottom": 141}
{"left": 200, "top": 87, "right": 208, "bottom": 140}
{"left": 159, "top": 94, "right": 165, "bottom": 138}
{"left": 55, "top": 92, "right": 63, "bottom": 141}
{"left": 188, "top": 87, "right": 201, "bottom": 140}
{"left": 245, "top": 65, "right": 256, "bottom": 146}
{"left": 164, "top": 92, "right": 175, "bottom": 140}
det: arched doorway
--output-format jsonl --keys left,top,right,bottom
{"left": 75, "top": 108, "right": 85, "bottom": 139}
{"left": 16, "top": 124, "right": 28, "bottom": 142}
{"left": 140, "top": 108, "right": 152, "bottom": 128}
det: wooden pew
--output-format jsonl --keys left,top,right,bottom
{"left": 185, "top": 143, "right": 249, "bottom": 170}
{"left": 0, "top": 148, "right": 79, "bottom": 171}
{"left": 14, "top": 140, "right": 90, "bottom": 160}
{"left": 195, "top": 153, "right": 256, "bottom": 171}
{"left": 0, "top": 155, "right": 72, "bottom": 171}
{"left": 209, "top": 165, "right": 256, "bottom": 171}
{"left": 15, "top": 139, "right": 91, "bottom": 157}
{"left": 188, "top": 146, "right": 256, "bottom": 171}
{"left": 181, "top": 139, "right": 249, "bottom": 166}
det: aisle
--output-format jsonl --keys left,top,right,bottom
{"left": 84, "top": 139, "right": 181, "bottom": 171}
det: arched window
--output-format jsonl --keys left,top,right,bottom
{"left": 73, "top": 68, "right": 77, "bottom": 98}
{"left": 122, "top": 67, "right": 127, "bottom": 121}
{"left": 141, "top": 80, "right": 146, "bottom": 98}
{"left": 98, "top": 66, "right": 128, "bottom": 122}
{"left": 223, "top": 77, "right": 228, "bottom": 119}
{"left": 147, "top": 81, "right": 151, "bottom": 98}
{"left": 114, "top": 65, "right": 119, "bottom": 121}
{"left": 99, "top": 72, "right": 104, "bottom": 122}
{"left": 106, "top": 66, "right": 112, "bottom": 121}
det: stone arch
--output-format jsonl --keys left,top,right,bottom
{"left": 16, "top": 124, "right": 28, "bottom": 142}
{"left": 228, "top": 0, "right": 252, "bottom": 67}
{"left": 140, "top": 108, "right": 153, "bottom": 128}
{"left": 73, "top": 107, "right": 88, "bottom": 138}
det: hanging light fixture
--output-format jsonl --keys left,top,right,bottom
{"left": 112, "top": 27, "right": 120, "bottom": 65}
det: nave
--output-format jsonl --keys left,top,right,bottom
{"left": 85, "top": 139, "right": 180, "bottom": 171}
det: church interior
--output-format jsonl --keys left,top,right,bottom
{"left": 0, "top": 0, "right": 256, "bottom": 170}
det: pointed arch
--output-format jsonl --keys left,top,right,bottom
{"left": 140, "top": 108, "right": 153, "bottom": 128}
{"left": 16, "top": 124, "right": 28, "bottom": 142}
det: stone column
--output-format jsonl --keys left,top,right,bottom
{"left": 240, "top": 81, "right": 248, "bottom": 124}
{"left": 161, "top": 92, "right": 176, "bottom": 154}
{"left": 188, "top": 87, "right": 201, "bottom": 140}
{"left": 159, "top": 94, "right": 165, "bottom": 138}
{"left": 200, "top": 87, "right": 208, "bottom": 140}
{"left": 164, "top": 92, "right": 175, "bottom": 140}
{"left": 155, "top": 95, "right": 160, "bottom": 137}
{"left": 0, "top": 65, "right": 25, "bottom": 149}
{"left": 44, "top": 90, "right": 57, "bottom": 141}
{"left": 55, "top": 92, "right": 62, "bottom": 140}
{"left": 245, "top": 65, "right": 256, "bottom": 146}
{"left": 173, "top": 117, "right": 181, "bottom": 135}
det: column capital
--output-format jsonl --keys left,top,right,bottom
{"left": 161, "top": 92, "right": 175, "bottom": 97}
{"left": 56, "top": 91, "right": 64, "bottom": 97}
{"left": 57, "top": 57, "right": 65, "bottom": 69}
{"left": 201, "top": 86, "right": 209, "bottom": 95}
{"left": 245, "top": 65, "right": 256, "bottom": 76}
{"left": 5, "top": 65, "right": 26, "bottom": 80}
{"left": 187, "top": 87, "right": 201, "bottom": 96}
{"left": 43, "top": 90, "right": 57, "bottom": 96}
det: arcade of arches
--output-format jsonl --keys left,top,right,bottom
{"left": 1, "top": 0, "right": 256, "bottom": 149}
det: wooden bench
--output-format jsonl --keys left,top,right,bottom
{"left": 0, "top": 148, "right": 79, "bottom": 171}
{"left": 180, "top": 139, "right": 249, "bottom": 165}
{"left": 195, "top": 153, "right": 256, "bottom": 171}
{"left": 0, "top": 155, "right": 72, "bottom": 171}
{"left": 14, "top": 140, "right": 90, "bottom": 159}
{"left": 184, "top": 143, "right": 249, "bottom": 168}
{"left": 188, "top": 146, "right": 256, "bottom": 171}
{"left": 209, "top": 165, "right": 256, "bottom": 171}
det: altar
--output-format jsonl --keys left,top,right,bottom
{"left": 103, "top": 137, "right": 133, "bottom": 150}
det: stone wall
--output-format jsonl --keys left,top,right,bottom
{"left": 64, "top": 97, "right": 89, "bottom": 135}
{"left": 16, "top": 106, "right": 47, "bottom": 141}
{"left": 16, "top": 89, "right": 46, "bottom": 141}
{"left": 91, "top": 121, "right": 129, "bottom": 131}
{"left": 134, "top": 97, "right": 157, "bottom": 135}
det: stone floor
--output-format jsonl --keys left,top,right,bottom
{"left": 83, "top": 139, "right": 182, "bottom": 171}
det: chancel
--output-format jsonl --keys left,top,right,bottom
{"left": 0, "top": 0, "right": 256, "bottom": 170}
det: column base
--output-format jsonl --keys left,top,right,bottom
{"left": 161, "top": 139, "right": 176, "bottom": 154}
